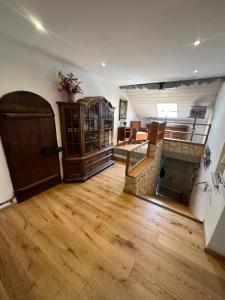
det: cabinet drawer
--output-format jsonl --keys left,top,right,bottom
{"left": 85, "top": 156, "right": 112, "bottom": 174}
{"left": 63, "top": 159, "right": 83, "bottom": 177}
{"left": 85, "top": 149, "right": 113, "bottom": 166}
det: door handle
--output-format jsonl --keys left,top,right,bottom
{"left": 41, "top": 146, "right": 62, "bottom": 156}
{"left": 55, "top": 146, "right": 63, "bottom": 153}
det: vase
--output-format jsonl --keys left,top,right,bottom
{"left": 66, "top": 91, "right": 75, "bottom": 103}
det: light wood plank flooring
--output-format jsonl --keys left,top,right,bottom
{"left": 143, "top": 194, "right": 199, "bottom": 221}
{"left": 0, "top": 162, "right": 225, "bottom": 299}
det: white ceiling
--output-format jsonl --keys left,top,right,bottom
{"left": 1, "top": 0, "right": 225, "bottom": 85}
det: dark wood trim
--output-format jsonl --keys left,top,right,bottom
{"left": 16, "top": 174, "right": 61, "bottom": 193}
{"left": 204, "top": 248, "right": 225, "bottom": 262}
{"left": 63, "top": 160, "right": 114, "bottom": 182}
{"left": 86, "top": 153, "right": 113, "bottom": 168}
{"left": 85, "top": 146, "right": 114, "bottom": 158}
{"left": 0, "top": 113, "right": 54, "bottom": 118}
{"left": 16, "top": 174, "right": 61, "bottom": 201}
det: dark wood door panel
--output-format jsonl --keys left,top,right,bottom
{"left": 1, "top": 117, "right": 59, "bottom": 189}
{"left": 0, "top": 91, "right": 61, "bottom": 202}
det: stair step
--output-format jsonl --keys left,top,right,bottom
{"left": 140, "top": 194, "right": 201, "bottom": 223}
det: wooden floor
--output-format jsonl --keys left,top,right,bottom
{"left": 143, "top": 194, "right": 199, "bottom": 222}
{"left": 0, "top": 163, "right": 225, "bottom": 299}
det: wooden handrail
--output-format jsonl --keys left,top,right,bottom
{"left": 126, "top": 140, "right": 149, "bottom": 152}
{"left": 165, "top": 121, "right": 212, "bottom": 126}
{"left": 128, "top": 157, "right": 153, "bottom": 178}
{"left": 165, "top": 130, "right": 207, "bottom": 136}
{"left": 163, "top": 137, "right": 205, "bottom": 146}
{"left": 148, "top": 119, "right": 212, "bottom": 126}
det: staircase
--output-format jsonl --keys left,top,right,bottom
{"left": 142, "top": 194, "right": 200, "bottom": 222}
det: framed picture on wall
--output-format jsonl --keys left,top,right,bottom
{"left": 119, "top": 99, "right": 128, "bottom": 120}
{"left": 188, "top": 105, "right": 207, "bottom": 119}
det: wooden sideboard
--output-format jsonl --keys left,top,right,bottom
{"left": 117, "top": 127, "right": 131, "bottom": 144}
{"left": 58, "top": 97, "right": 115, "bottom": 181}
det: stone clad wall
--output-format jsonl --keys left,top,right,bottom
{"left": 124, "top": 139, "right": 205, "bottom": 198}
{"left": 163, "top": 139, "right": 204, "bottom": 157}
{"left": 124, "top": 140, "right": 163, "bottom": 196}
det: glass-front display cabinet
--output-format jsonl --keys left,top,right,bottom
{"left": 57, "top": 97, "right": 114, "bottom": 181}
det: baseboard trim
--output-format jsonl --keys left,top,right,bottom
{"left": 204, "top": 248, "right": 225, "bottom": 262}
{"left": 202, "top": 222, "right": 225, "bottom": 262}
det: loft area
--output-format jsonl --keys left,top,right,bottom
{"left": 1, "top": 1, "right": 225, "bottom": 299}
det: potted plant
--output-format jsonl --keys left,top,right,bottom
{"left": 58, "top": 71, "right": 83, "bottom": 102}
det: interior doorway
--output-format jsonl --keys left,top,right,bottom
{"left": 154, "top": 156, "right": 200, "bottom": 220}
{"left": 157, "top": 156, "right": 199, "bottom": 204}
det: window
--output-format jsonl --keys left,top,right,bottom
{"left": 157, "top": 103, "right": 177, "bottom": 118}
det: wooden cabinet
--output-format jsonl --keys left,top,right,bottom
{"left": 57, "top": 97, "right": 114, "bottom": 181}
{"left": 117, "top": 127, "right": 131, "bottom": 144}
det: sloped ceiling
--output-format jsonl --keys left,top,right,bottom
{"left": 122, "top": 81, "right": 222, "bottom": 120}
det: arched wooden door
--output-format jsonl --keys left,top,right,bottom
{"left": 0, "top": 91, "right": 61, "bottom": 202}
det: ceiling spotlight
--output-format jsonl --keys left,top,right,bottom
{"left": 194, "top": 70, "right": 198, "bottom": 73}
{"left": 35, "top": 22, "right": 45, "bottom": 32}
{"left": 101, "top": 62, "right": 106, "bottom": 67}
{"left": 29, "top": 15, "right": 46, "bottom": 33}
{"left": 194, "top": 40, "right": 201, "bottom": 46}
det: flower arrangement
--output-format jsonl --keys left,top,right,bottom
{"left": 58, "top": 71, "right": 82, "bottom": 102}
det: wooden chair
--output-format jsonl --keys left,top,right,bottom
{"left": 130, "top": 121, "right": 148, "bottom": 142}
{"left": 147, "top": 121, "right": 166, "bottom": 144}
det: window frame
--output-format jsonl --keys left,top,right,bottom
{"left": 157, "top": 103, "right": 177, "bottom": 118}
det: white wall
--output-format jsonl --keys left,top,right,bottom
{"left": 0, "top": 35, "right": 137, "bottom": 204}
{"left": 207, "top": 208, "right": 225, "bottom": 256}
{"left": 0, "top": 138, "right": 14, "bottom": 202}
{"left": 190, "top": 83, "right": 225, "bottom": 256}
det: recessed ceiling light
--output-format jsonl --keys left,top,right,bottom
{"left": 194, "top": 39, "right": 201, "bottom": 46}
{"left": 101, "top": 62, "right": 106, "bottom": 67}
{"left": 194, "top": 70, "right": 198, "bottom": 73}
{"left": 29, "top": 15, "right": 46, "bottom": 33}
